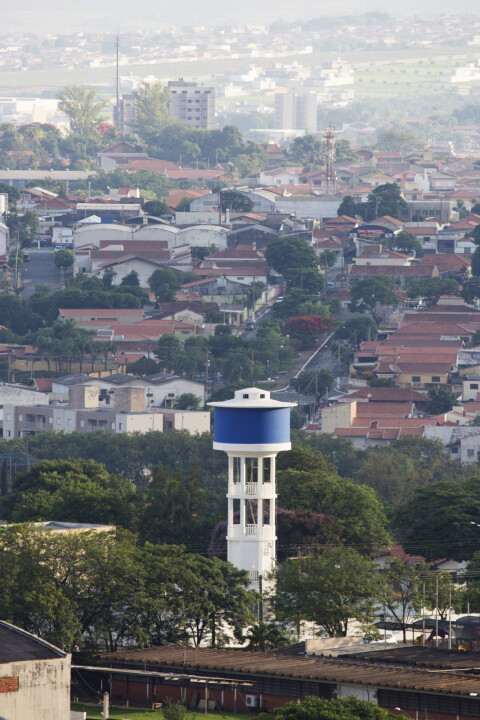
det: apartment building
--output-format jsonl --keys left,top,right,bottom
{"left": 167, "top": 79, "right": 215, "bottom": 129}
{"left": 113, "top": 94, "right": 137, "bottom": 135}
{"left": 274, "top": 89, "right": 317, "bottom": 133}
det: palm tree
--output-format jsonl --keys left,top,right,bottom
{"left": 245, "top": 622, "right": 289, "bottom": 652}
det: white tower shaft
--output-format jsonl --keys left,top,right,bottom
{"left": 226, "top": 452, "right": 277, "bottom": 591}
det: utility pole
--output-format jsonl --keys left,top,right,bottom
{"left": 115, "top": 34, "right": 120, "bottom": 132}
{"left": 14, "top": 230, "right": 20, "bottom": 294}
{"left": 448, "top": 575, "right": 452, "bottom": 651}
{"left": 435, "top": 573, "right": 439, "bottom": 649}
{"left": 204, "top": 348, "right": 209, "bottom": 405}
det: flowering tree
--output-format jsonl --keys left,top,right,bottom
{"left": 283, "top": 315, "right": 334, "bottom": 348}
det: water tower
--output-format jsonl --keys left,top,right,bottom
{"left": 209, "top": 387, "right": 295, "bottom": 591}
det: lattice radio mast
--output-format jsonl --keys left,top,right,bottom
{"left": 324, "top": 122, "right": 336, "bottom": 195}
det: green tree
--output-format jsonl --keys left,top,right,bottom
{"left": 394, "top": 476, "right": 480, "bottom": 562}
{"left": 471, "top": 246, "right": 480, "bottom": 277}
{"left": 57, "top": 85, "right": 108, "bottom": 139}
{"left": 284, "top": 267, "right": 324, "bottom": 294}
{"left": 349, "top": 276, "right": 398, "bottom": 324}
{"left": 220, "top": 190, "right": 253, "bottom": 212}
{"left": 156, "top": 333, "right": 183, "bottom": 368}
{"left": 318, "top": 249, "right": 337, "bottom": 270}
{"left": 461, "top": 277, "right": 480, "bottom": 304}
{"left": 222, "top": 349, "right": 252, "bottom": 384}
{"left": 132, "top": 81, "right": 171, "bottom": 144}
{"left": 120, "top": 270, "right": 140, "bottom": 287}
{"left": 393, "top": 230, "right": 423, "bottom": 255}
{"left": 381, "top": 557, "right": 430, "bottom": 642}
{"left": 149, "top": 268, "right": 182, "bottom": 301}
{"left": 143, "top": 199, "right": 170, "bottom": 216}
{"left": 426, "top": 387, "right": 457, "bottom": 414}
{"left": 126, "top": 357, "right": 158, "bottom": 375}
{"left": 259, "top": 696, "right": 407, "bottom": 720}
{"left": 367, "top": 183, "right": 407, "bottom": 220}
{"left": 266, "top": 237, "right": 318, "bottom": 277}
{"left": 376, "top": 128, "right": 419, "bottom": 152}
{"left": 292, "top": 370, "right": 334, "bottom": 400}
{"left": 337, "top": 195, "right": 362, "bottom": 219}
{"left": 173, "top": 393, "right": 202, "bottom": 410}
{"left": 276, "top": 463, "right": 389, "bottom": 555}
{"left": 406, "top": 278, "right": 459, "bottom": 306}
{"left": 169, "top": 552, "right": 256, "bottom": 647}
{"left": 335, "top": 317, "right": 377, "bottom": 344}
{"left": 288, "top": 135, "right": 323, "bottom": 165}
{"left": 54, "top": 249, "right": 74, "bottom": 268}
{"left": 273, "top": 546, "right": 383, "bottom": 637}
{"left": 245, "top": 622, "right": 290, "bottom": 651}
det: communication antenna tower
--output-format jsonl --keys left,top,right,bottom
{"left": 115, "top": 34, "right": 120, "bottom": 132}
{"left": 324, "top": 122, "right": 336, "bottom": 195}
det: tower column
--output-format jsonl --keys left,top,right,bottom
{"left": 210, "top": 388, "right": 294, "bottom": 593}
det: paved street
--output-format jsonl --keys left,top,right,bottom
{"left": 19, "top": 247, "right": 62, "bottom": 299}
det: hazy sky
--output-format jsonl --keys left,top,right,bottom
{"left": 4, "top": 0, "right": 480, "bottom": 33}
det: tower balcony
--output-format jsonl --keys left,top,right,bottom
{"left": 227, "top": 525, "right": 276, "bottom": 540}
{"left": 228, "top": 482, "right": 276, "bottom": 499}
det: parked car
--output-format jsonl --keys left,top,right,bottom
{"left": 22, "top": 252, "right": 30, "bottom": 262}
{"left": 245, "top": 321, "right": 255, "bottom": 330}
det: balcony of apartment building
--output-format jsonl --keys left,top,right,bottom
{"left": 23, "top": 413, "right": 47, "bottom": 430}
{"left": 86, "top": 418, "right": 109, "bottom": 432}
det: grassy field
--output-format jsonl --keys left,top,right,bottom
{"left": 71, "top": 704, "right": 252, "bottom": 720}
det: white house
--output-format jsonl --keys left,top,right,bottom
{"left": 259, "top": 168, "right": 301, "bottom": 186}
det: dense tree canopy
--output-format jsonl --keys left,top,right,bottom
{"left": 0, "top": 525, "right": 256, "bottom": 652}
{"left": 276, "top": 448, "right": 390, "bottom": 554}
{"left": 1, "top": 458, "right": 140, "bottom": 529}
{"left": 394, "top": 475, "right": 480, "bottom": 561}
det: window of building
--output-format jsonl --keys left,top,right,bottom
{"left": 451, "top": 447, "right": 459, "bottom": 454}
{"left": 5, "top": 413, "right": 10, "bottom": 420}
{"left": 18, "top": 415, "right": 22, "bottom": 421}
{"left": 80, "top": 420, "right": 84, "bottom": 427}
{"left": 167, "top": 421, "right": 173, "bottom": 429}
{"left": 412, "top": 376, "right": 421, "bottom": 382}
{"left": 67, "top": 419, "right": 72, "bottom": 426}
{"left": 56, "top": 418, "right": 61, "bottom": 425}
{"left": 243, "top": 394, "right": 249, "bottom": 398}
{"left": 471, "top": 384, "right": 479, "bottom": 390}
{"left": 468, "top": 449, "right": 475, "bottom": 458}
{"left": 5, "top": 430, "right": 10, "bottom": 437}
{"left": 49, "top": 417, "right": 53, "bottom": 424}
{"left": 118, "top": 422, "right": 123, "bottom": 430}
{"left": 431, "top": 376, "right": 441, "bottom": 382}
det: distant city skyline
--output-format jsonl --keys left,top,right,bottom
{"left": 4, "top": 0, "right": 480, "bottom": 34}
